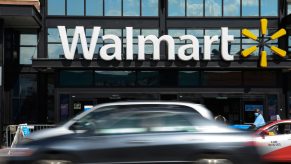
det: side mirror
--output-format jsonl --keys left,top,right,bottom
{"left": 69, "top": 121, "right": 84, "bottom": 132}
{"left": 260, "top": 130, "right": 269, "bottom": 139}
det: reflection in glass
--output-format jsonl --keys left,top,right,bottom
{"left": 168, "top": 0, "right": 185, "bottom": 16}
{"left": 137, "top": 71, "right": 159, "bottom": 86}
{"left": 124, "top": 0, "right": 140, "bottom": 16}
{"left": 105, "top": 0, "right": 121, "bottom": 16}
{"left": 86, "top": 0, "right": 103, "bottom": 16}
{"left": 67, "top": 0, "right": 84, "bottom": 16}
{"left": 105, "top": 29, "right": 122, "bottom": 36}
{"left": 20, "top": 48, "right": 37, "bottom": 65}
{"left": 20, "top": 34, "right": 37, "bottom": 45}
{"left": 187, "top": 29, "right": 204, "bottom": 37}
{"left": 224, "top": 0, "right": 240, "bottom": 16}
{"left": 142, "top": 0, "right": 158, "bottom": 16}
{"left": 48, "top": 0, "right": 65, "bottom": 15}
{"left": 142, "top": 29, "right": 159, "bottom": 36}
{"left": 48, "top": 28, "right": 61, "bottom": 42}
{"left": 168, "top": 29, "right": 186, "bottom": 37}
{"left": 205, "top": 29, "right": 220, "bottom": 36}
{"left": 48, "top": 44, "right": 63, "bottom": 59}
{"left": 95, "top": 71, "right": 135, "bottom": 87}
{"left": 261, "top": 0, "right": 278, "bottom": 16}
{"left": 20, "top": 34, "right": 37, "bottom": 65}
{"left": 242, "top": 0, "right": 259, "bottom": 16}
{"left": 187, "top": 0, "right": 203, "bottom": 16}
{"left": 205, "top": 0, "right": 222, "bottom": 16}
{"left": 229, "top": 45, "right": 240, "bottom": 55}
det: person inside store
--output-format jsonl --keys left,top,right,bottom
{"left": 214, "top": 115, "right": 227, "bottom": 124}
{"left": 249, "top": 108, "right": 266, "bottom": 129}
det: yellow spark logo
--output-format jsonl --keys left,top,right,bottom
{"left": 241, "top": 19, "right": 287, "bottom": 68}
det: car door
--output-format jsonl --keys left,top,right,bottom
{"left": 256, "top": 123, "right": 291, "bottom": 162}
{"left": 74, "top": 109, "right": 205, "bottom": 163}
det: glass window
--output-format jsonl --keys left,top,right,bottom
{"left": 48, "top": 0, "right": 65, "bottom": 15}
{"left": 244, "top": 71, "right": 277, "bottom": 87}
{"left": 187, "top": 0, "right": 203, "bottom": 16}
{"left": 48, "top": 28, "right": 61, "bottom": 42}
{"left": 20, "top": 34, "right": 37, "bottom": 46}
{"left": 95, "top": 71, "right": 135, "bottom": 87}
{"left": 20, "top": 48, "right": 37, "bottom": 65}
{"left": 76, "top": 105, "right": 201, "bottom": 134}
{"left": 202, "top": 71, "right": 242, "bottom": 86}
{"left": 67, "top": 0, "right": 84, "bottom": 16}
{"left": 205, "top": 0, "right": 222, "bottom": 16}
{"left": 124, "top": 0, "right": 140, "bottom": 16}
{"left": 142, "top": 29, "right": 159, "bottom": 36}
{"left": 242, "top": 0, "right": 259, "bottom": 16}
{"left": 142, "top": 0, "right": 158, "bottom": 16}
{"left": 168, "top": 0, "right": 185, "bottom": 16}
{"left": 288, "top": 3, "right": 291, "bottom": 15}
{"left": 86, "top": 0, "right": 103, "bottom": 16}
{"left": 178, "top": 71, "right": 200, "bottom": 87}
{"left": 105, "top": 0, "right": 121, "bottom": 16}
{"left": 48, "top": 44, "right": 63, "bottom": 59}
{"left": 261, "top": 0, "right": 278, "bottom": 16}
{"left": 223, "top": 0, "right": 240, "bottom": 16}
{"left": 137, "top": 71, "right": 159, "bottom": 86}
{"left": 20, "top": 34, "right": 37, "bottom": 65}
{"left": 60, "top": 70, "right": 93, "bottom": 87}
{"left": 12, "top": 74, "right": 38, "bottom": 123}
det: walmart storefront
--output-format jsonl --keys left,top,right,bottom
{"left": 1, "top": 0, "right": 291, "bottom": 129}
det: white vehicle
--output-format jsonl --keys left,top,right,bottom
{"left": 255, "top": 120, "right": 291, "bottom": 163}
{"left": 28, "top": 101, "right": 213, "bottom": 141}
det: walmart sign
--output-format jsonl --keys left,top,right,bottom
{"left": 58, "top": 19, "right": 286, "bottom": 68}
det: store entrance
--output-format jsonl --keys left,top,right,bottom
{"left": 56, "top": 89, "right": 282, "bottom": 124}
{"left": 204, "top": 98, "right": 241, "bottom": 124}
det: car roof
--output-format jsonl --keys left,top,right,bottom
{"left": 71, "top": 101, "right": 213, "bottom": 121}
{"left": 256, "top": 119, "right": 291, "bottom": 132}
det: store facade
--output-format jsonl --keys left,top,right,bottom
{"left": 1, "top": 0, "right": 291, "bottom": 130}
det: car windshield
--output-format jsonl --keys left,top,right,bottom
{"left": 76, "top": 104, "right": 203, "bottom": 135}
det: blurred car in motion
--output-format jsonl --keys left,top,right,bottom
{"left": 4, "top": 104, "right": 261, "bottom": 164}
{"left": 25, "top": 102, "right": 213, "bottom": 141}
{"left": 255, "top": 119, "right": 291, "bottom": 163}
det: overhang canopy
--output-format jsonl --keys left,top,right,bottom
{"left": 0, "top": 4, "right": 41, "bottom": 28}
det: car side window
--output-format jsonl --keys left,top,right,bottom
{"left": 95, "top": 111, "right": 199, "bottom": 135}
{"left": 283, "top": 124, "right": 291, "bottom": 134}
{"left": 267, "top": 123, "right": 291, "bottom": 136}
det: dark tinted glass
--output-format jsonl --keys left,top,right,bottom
{"left": 137, "top": 71, "right": 160, "bottom": 86}
{"left": 244, "top": 71, "right": 277, "bottom": 87}
{"left": 95, "top": 71, "right": 135, "bottom": 87}
{"left": 202, "top": 71, "right": 242, "bottom": 86}
{"left": 59, "top": 70, "right": 93, "bottom": 87}
{"left": 179, "top": 71, "right": 200, "bottom": 87}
